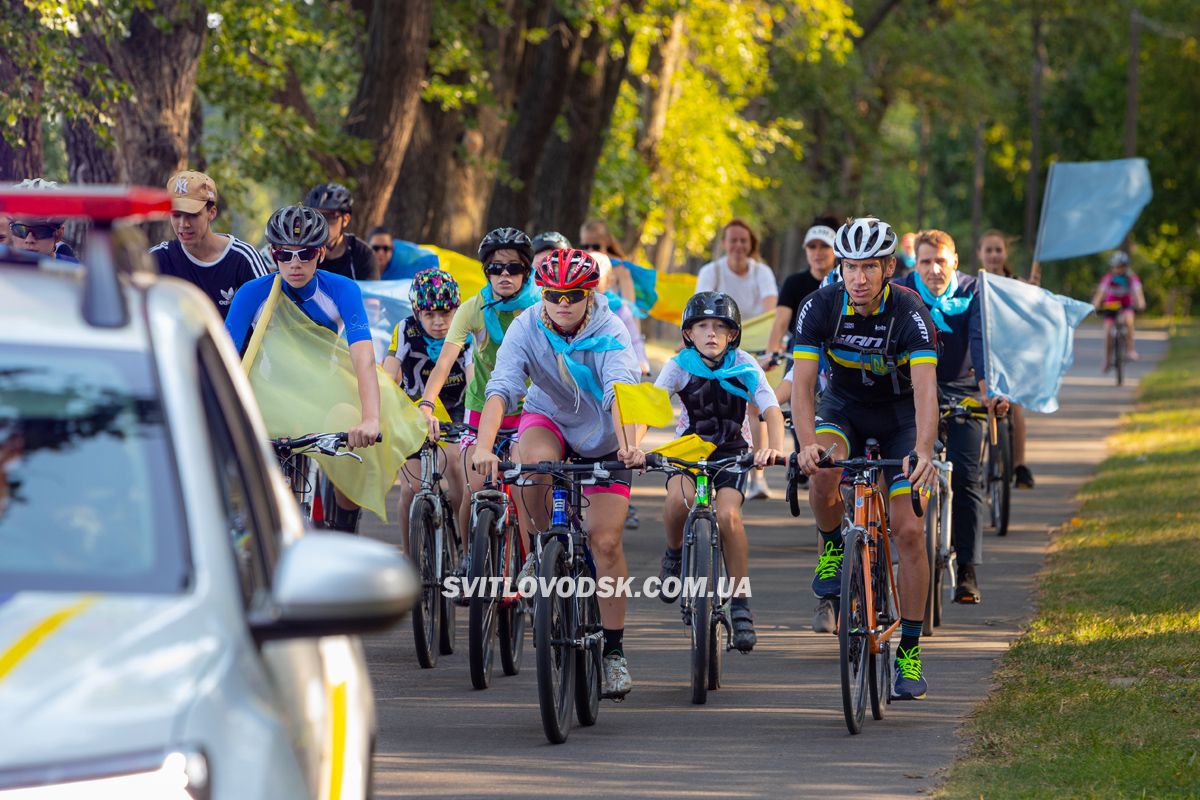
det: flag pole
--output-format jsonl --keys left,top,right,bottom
{"left": 1032, "top": 161, "right": 1057, "bottom": 264}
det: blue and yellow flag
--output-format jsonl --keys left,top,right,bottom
{"left": 243, "top": 277, "right": 427, "bottom": 521}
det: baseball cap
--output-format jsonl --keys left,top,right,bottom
{"left": 804, "top": 224, "right": 836, "bottom": 247}
{"left": 167, "top": 170, "right": 217, "bottom": 213}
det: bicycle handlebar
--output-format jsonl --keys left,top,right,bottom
{"left": 496, "top": 460, "right": 630, "bottom": 485}
{"left": 809, "top": 448, "right": 925, "bottom": 519}
{"left": 644, "top": 451, "right": 786, "bottom": 472}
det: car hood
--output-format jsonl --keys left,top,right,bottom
{"left": 0, "top": 591, "right": 226, "bottom": 768}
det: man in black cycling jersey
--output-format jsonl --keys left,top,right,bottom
{"left": 791, "top": 216, "right": 939, "bottom": 701}
{"left": 303, "top": 183, "right": 379, "bottom": 281}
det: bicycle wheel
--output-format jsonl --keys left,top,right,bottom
{"left": 574, "top": 589, "right": 601, "bottom": 726}
{"left": 922, "top": 484, "right": 938, "bottom": 637}
{"left": 707, "top": 545, "right": 726, "bottom": 693}
{"left": 468, "top": 511, "right": 499, "bottom": 690}
{"left": 870, "top": 544, "right": 898, "bottom": 721}
{"left": 870, "top": 640, "right": 891, "bottom": 721}
{"left": 438, "top": 510, "right": 458, "bottom": 656}
{"left": 839, "top": 530, "right": 869, "bottom": 734}
{"left": 687, "top": 518, "right": 715, "bottom": 705}
{"left": 1114, "top": 324, "right": 1126, "bottom": 386}
{"left": 408, "top": 498, "right": 440, "bottom": 669}
{"left": 989, "top": 421, "right": 1012, "bottom": 536}
{"left": 497, "top": 516, "right": 526, "bottom": 677}
{"left": 534, "top": 537, "right": 575, "bottom": 744}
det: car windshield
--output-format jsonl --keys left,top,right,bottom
{"left": 0, "top": 345, "right": 189, "bottom": 593}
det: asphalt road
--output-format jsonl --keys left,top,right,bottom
{"left": 361, "top": 325, "right": 1167, "bottom": 799}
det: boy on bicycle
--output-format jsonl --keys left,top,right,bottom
{"left": 382, "top": 268, "right": 472, "bottom": 556}
{"left": 633, "top": 291, "right": 785, "bottom": 652}
{"left": 472, "top": 248, "right": 643, "bottom": 699}
{"left": 1090, "top": 251, "right": 1146, "bottom": 369}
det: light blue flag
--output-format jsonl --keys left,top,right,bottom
{"left": 980, "top": 272, "right": 1093, "bottom": 413}
{"left": 1035, "top": 159, "right": 1152, "bottom": 261}
{"left": 357, "top": 279, "right": 414, "bottom": 362}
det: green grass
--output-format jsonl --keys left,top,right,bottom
{"left": 936, "top": 326, "right": 1200, "bottom": 800}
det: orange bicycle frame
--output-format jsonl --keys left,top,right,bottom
{"left": 852, "top": 479, "right": 902, "bottom": 654}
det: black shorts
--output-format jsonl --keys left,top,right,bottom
{"left": 814, "top": 391, "right": 918, "bottom": 499}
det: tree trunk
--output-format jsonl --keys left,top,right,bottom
{"left": 485, "top": 8, "right": 583, "bottom": 233}
{"left": 1023, "top": 4, "right": 1046, "bottom": 252}
{"left": 344, "top": 0, "right": 433, "bottom": 230}
{"left": 0, "top": 116, "right": 42, "bottom": 182}
{"left": 529, "top": 0, "right": 640, "bottom": 239}
{"left": 67, "top": 2, "right": 206, "bottom": 188}
{"left": 915, "top": 105, "right": 931, "bottom": 229}
{"left": 1123, "top": 9, "right": 1140, "bottom": 159}
{"left": 970, "top": 120, "right": 986, "bottom": 254}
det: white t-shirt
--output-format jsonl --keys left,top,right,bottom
{"left": 695, "top": 256, "right": 778, "bottom": 317}
{"left": 655, "top": 350, "right": 779, "bottom": 445}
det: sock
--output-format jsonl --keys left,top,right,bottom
{"left": 899, "top": 618, "right": 923, "bottom": 654}
{"left": 603, "top": 628, "right": 624, "bottom": 658}
{"left": 731, "top": 596, "right": 750, "bottom": 611}
{"left": 819, "top": 525, "right": 842, "bottom": 550}
{"left": 665, "top": 546, "right": 682, "bottom": 559}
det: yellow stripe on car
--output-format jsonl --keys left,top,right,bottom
{"left": 327, "top": 681, "right": 347, "bottom": 800}
{"left": 0, "top": 595, "right": 97, "bottom": 682}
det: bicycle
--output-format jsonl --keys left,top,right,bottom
{"left": 811, "top": 441, "right": 923, "bottom": 735}
{"left": 984, "top": 409, "right": 1013, "bottom": 537}
{"left": 497, "top": 458, "right": 627, "bottom": 744}
{"left": 920, "top": 405, "right": 969, "bottom": 636}
{"left": 645, "top": 450, "right": 768, "bottom": 705}
{"left": 1101, "top": 303, "right": 1128, "bottom": 386}
{"left": 408, "top": 425, "right": 467, "bottom": 669}
{"left": 467, "top": 430, "right": 529, "bottom": 690}
{"left": 270, "top": 431, "right": 375, "bottom": 526}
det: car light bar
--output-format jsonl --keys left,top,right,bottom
{"left": 0, "top": 185, "right": 171, "bottom": 221}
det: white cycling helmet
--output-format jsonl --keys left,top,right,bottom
{"left": 1109, "top": 251, "right": 1130, "bottom": 267}
{"left": 15, "top": 178, "right": 59, "bottom": 190}
{"left": 834, "top": 217, "right": 898, "bottom": 260}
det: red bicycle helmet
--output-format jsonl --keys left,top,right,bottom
{"left": 534, "top": 248, "right": 600, "bottom": 291}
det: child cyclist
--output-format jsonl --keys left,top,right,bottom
{"left": 418, "top": 228, "right": 540, "bottom": 557}
{"left": 382, "top": 268, "right": 472, "bottom": 556}
{"left": 472, "top": 248, "right": 644, "bottom": 699}
{"left": 1090, "top": 250, "right": 1146, "bottom": 368}
{"left": 630, "top": 292, "right": 785, "bottom": 652}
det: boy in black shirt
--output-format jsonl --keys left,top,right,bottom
{"left": 303, "top": 183, "right": 378, "bottom": 281}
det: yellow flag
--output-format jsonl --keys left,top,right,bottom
{"left": 650, "top": 434, "right": 717, "bottom": 462}
{"left": 409, "top": 393, "right": 453, "bottom": 424}
{"left": 614, "top": 382, "right": 675, "bottom": 428}
{"left": 243, "top": 276, "right": 427, "bottom": 521}
{"left": 420, "top": 244, "right": 486, "bottom": 298}
{"left": 738, "top": 310, "right": 776, "bottom": 353}
{"left": 647, "top": 273, "right": 699, "bottom": 325}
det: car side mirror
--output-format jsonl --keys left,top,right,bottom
{"left": 249, "top": 532, "right": 416, "bottom": 642}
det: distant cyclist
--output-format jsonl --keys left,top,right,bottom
{"left": 532, "top": 230, "right": 572, "bottom": 270}
{"left": 1090, "top": 251, "right": 1146, "bottom": 368}
{"left": 7, "top": 179, "right": 79, "bottom": 263}
{"left": 151, "top": 170, "right": 269, "bottom": 317}
{"left": 791, "top": 216, "right": 939, "bottom": 701}
{"left": 303, "top": 182, "right": 378, "bottom": 281}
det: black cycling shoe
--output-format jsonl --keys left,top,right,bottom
{"left": 954, "top": 564, "right": 981, "bottom": 604}
{"left": 1014, "top": 464, "right": 1035, "bottom": 489}
{"left": 658, "top": 550, "right": 681, "bottom": 603}
{"left": 731, "top": 605, "right": 757, "bottom": 652}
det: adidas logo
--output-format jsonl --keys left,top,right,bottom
{"left": 219, "top": 287, "right": 235, "bottom": 306}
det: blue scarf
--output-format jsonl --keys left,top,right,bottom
{"left": 423, "top": 335, "right": 444, "bottom": 363}
{"left": 537, "top": 319, "right": 624, "bottom": 402}
{"left": 482, "top": 280, "right": 538, "bottom": 346}
{"left": 605, "top": 290, "right": 624, "bottom": 313}
{"left": 673, "top": 349, "right": 758, "bottom": 403}
{"left": 912, "top": 271, "right": 972, "bottom": 333}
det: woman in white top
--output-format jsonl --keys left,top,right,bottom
{"left": 695, "top": 218, "right": 778, "bottom": 499}
{"left": 695, "top": 219, "right": 778, "bottom": 317}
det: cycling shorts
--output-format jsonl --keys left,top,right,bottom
{"left": 517, "top": 412, "right": 631, "bottom": 498}
{"left": 814, "top": 391, "right": 918, "bottom": 498}
{"left": 461, "top": 408, "right": 521, "bottom": 450}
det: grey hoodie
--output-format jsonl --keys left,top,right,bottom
{"left": 486, "top": 297, "right": 640, "bottom": 457}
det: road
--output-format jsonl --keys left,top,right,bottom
{"left": 360, "top": 325, "right": 1167, "bottom": 799}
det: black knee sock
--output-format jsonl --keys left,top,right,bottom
{"left": 899, "top": 618, "right": 923, "bottom": 654}
{"left": 603, "top": 628, "right": 624, "bottom": 658}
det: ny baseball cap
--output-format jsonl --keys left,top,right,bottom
{"left": 804, "top": 224, "right": 836, "bottom": 247}
{"left": 167, "top": 170, "right": 217, "bottom": 213}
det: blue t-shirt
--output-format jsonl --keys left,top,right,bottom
{"left": 225, "top": 270, "right": 372, "bottom": 354}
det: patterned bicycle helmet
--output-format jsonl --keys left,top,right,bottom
{"left": 265, "top": 205, "right": 329, "bottom": 247}
{"left": 478, "top": 226, "right": 533, "bottom": 268}
{"left": 834, "top": 216, "right": 898, "bottom": 260}
{"left": 303, "top": 182, "right": 353, "bottom": 213}
{"left": 1109, "top": 251, "right": 1130, "bottom": 267}
{"left": 531, "top": 230, "right": 571, "bottom": 255}
{"left": 409, "top": 268, "right": 461, "bottom": 312}
{"left": 534, "top": 248, "right": 601, "bottom": 291}
{"left": 681, "top": 291, "right": 743, "bottom": 349}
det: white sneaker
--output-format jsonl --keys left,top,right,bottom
{"left": 601, "top": 653, "right": 632, "bottom": 699}
{"left": 747, "top": 476, "right": 771, "bottom": 501}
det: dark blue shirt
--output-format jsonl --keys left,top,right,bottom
{"left": 897, "top": 272, "right": 986, "bottom": 397}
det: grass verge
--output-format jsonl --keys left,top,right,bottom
{"left": 936, "top": 326, "right": 1200, "bottom": 800}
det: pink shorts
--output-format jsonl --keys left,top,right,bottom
{"left": 518, "top": 412, "right": 631, "bottom": 498}
{"left": 461, "top": 408, "right": 521, "bottom": 450}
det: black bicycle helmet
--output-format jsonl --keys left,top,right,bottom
{"left": 531, "top": 230, "right": 571, "bottom": 255}
{"left": 303, "top": 182, "right": 353, "bottom": 213}
{"left": 265, "top": 205, "right": 329, "bottom": 248}
{"left": 478, "top": 227, "right": 533, "bottom": 268}
{"left": 681, "top": 291, "right": 742, "bottom": 350}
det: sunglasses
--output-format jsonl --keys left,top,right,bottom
{"left": 485, "top": 262, "right": 524, "bottom": 277}
{"left": 543, "top": 288, "right": 590, "bottom": 305}
{"left": 271, "top": 247, "right": 321, "bottom": 264}
{"left": 371, "top": 244, "right": 393, "bottom": 253}
{"left": 10, "top": 222, "right": 59, "bottom": 240}
{"left": 578, "top": 243, "right": 604, "bottom": 252}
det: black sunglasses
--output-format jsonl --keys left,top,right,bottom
{"left": 9, "top": 222, "right": 59, "bottom": 239}
{"left": 485, "top": 262, "right": 524, "bottom": 277}
{"left": 542, "top": 288, "right": 590, "bottom": 305}
{"left": 578, "top": 242, "right": 604, "bottom": 252}
{"left": 371, "top": 244, "right": 393, "bottom": 253}
{"left": 271, "top": 246, "right": 321, "bottom": 263}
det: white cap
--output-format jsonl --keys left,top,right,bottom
{"left": 804, "top": 225, "right": 836, "bottom": 246}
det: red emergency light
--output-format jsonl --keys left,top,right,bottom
{"left": 0, "top": 184, "right": 172, "bottom": 221}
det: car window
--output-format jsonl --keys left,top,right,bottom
{"left": 197, "top": 335, "right": 282, "bottom": 604}
{"left": 0, "top": 345, "right": 190, "bottom": 593}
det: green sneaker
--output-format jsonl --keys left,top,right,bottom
{"left": 811, "top": 540, "right": 843, "bottom": 598}
{"left": 892, "top": 644, "right": 928, "bottom": 700}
